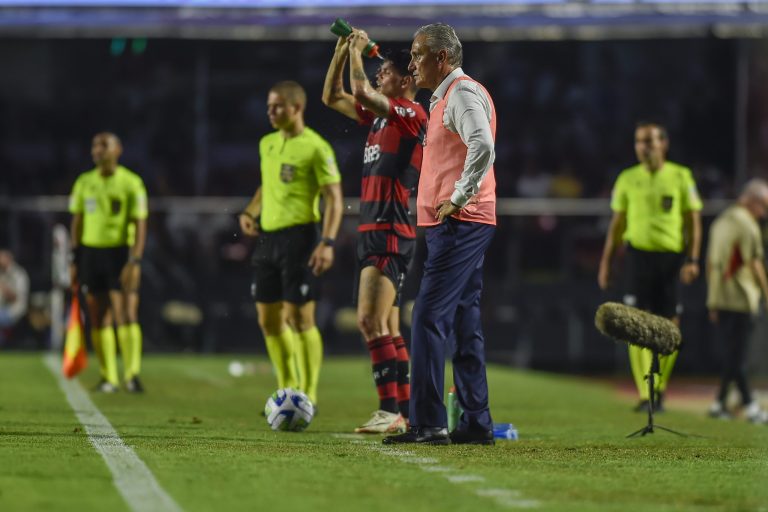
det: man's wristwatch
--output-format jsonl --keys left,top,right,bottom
{"left": 684, "top": 257, "right": 699, "bottom": 264}
{"left": 128, "top": 256, "right": 142, "bottom": 265}
{"left": 320, "top": 237, "right": 335, "bottom": 247}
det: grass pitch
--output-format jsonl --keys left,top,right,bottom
{"left": 0, "top": 352, "right": 766, "bottom": 512}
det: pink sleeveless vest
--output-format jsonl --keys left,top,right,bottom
{"left": 417, "top": 76, "right": 497, "bottom": 227}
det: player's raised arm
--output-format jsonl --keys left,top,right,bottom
{"left": 348, "top": 29, "right": 391, "bottom": 118}
{"left": 322, "top": 34, "right": 359, "bottom": 120}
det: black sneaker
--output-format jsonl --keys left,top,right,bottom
{"left": 125, "top": 376, "right": 145, "bottom": 393}
{"left": 93, "top": 379, "right": 119, "bottom": 393}
{"left": 633, "top": 400, "right": 650, "bottom": 413}
{"left": 449, "top": 429, "right": 495, "bottom": 445}
{"left": 383, "top": 427, "right": 450, "bottom": 445}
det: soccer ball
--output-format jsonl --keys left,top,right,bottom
{"left": 264, "top": 388, "right": 315, "bottom": 432}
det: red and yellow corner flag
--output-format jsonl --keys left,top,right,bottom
{"left": 62, "top": 294, "right": 88, "bottom": 378}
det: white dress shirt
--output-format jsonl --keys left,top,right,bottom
{"left": 429, "top": 67, "right": 496, "bottom": 208}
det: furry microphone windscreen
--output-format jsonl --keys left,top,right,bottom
{"left": 594, "top": 302, "right": 682, "bottom": 355}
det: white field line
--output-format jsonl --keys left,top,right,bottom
{"left": 331, "top": 434, "right": 540, "bottom": 509}
{"left": 43, "top": 354, "right": 184, "bottom": 512}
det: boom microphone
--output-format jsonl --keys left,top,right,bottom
{"left": 594, "top": 302, "right": 681, "bottom": 355}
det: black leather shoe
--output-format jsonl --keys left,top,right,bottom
{"left": 383, "top": 427, "right": 450, "bottom": 445}
{"left": 449, "top": 429, "right": 495, "bottom": 445}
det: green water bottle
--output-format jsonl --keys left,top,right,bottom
{"left": 447, "top": 386, "right": 463, "bottom": 432}
{"left": 330, "top": 18, "right": 381, "bottom": 59}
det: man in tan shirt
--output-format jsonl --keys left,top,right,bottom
{"left": 706, "top": 179, "right": 768, "bottom": 423}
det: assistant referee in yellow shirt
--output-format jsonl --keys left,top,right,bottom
{"left": 239, "top": 81, "right": 343, "bottom": 405}
{"left": 598, "top": 121, "right": 703, "bottom": 412}
{"left": 69, "top": 132, "right": 148, "bottom": 393}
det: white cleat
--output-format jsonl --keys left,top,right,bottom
{"left": 744, "top": 402, "right": 768, "bottom": 424}
{"left": 707, "top": 401, "right": 731, "bottom": 420}
{"left": 354, "top": 410, "right": 406, "bottom": 434}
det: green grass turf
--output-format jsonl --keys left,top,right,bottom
{"left": 0, "top": 352, "right": 766, "bottom": 512}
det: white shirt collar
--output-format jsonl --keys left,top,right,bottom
{"left": 430, "top": 67, "right": 465, "bottom": 103}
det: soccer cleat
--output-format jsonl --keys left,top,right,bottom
{"left": 744, "top": 402, "right": 767, "bottom": 424}
{"left": 93, "top": 379, "right": 119, "bottom": 393}
{"left": 354, "top": 410, "right": 406, "bottom": 434}
{"left": 633, "top": 400, "right": 650, "bottom": 413}
{"left": 707, "top": 401, "right": 732, "bottom": 420}
{"left": 125, "top": 376, "right": 145, "bottom": 394}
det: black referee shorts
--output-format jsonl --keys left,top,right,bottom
{"left": 79, "top": 246, "right": 130, "bottom": 294}
{"left": 250, "top": 223, "right": 320, "bottom": 304}
{"left": 623, "top": 245, "right": 684, "bottom": 318}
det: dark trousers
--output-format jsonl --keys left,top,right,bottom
{"left": 409, "top": 219, "right": 495, "bottom": 430}
{"left": 716, "top": 310, "right": 755, "bottom": 405}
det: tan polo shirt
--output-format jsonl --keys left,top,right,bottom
{"left": 706, "top": 205, "right": 764, "bottom": 314}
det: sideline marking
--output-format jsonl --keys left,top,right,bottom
{"left": 346, "top": 438, "right": 540, "bottom": 509}
{"left": 44, "top": 354, "right": 184, "bottom": 512}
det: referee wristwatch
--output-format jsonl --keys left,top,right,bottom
{"left": 320, "top": 237, "right": 335, "bottom": 247}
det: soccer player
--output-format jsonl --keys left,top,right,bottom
{"left": 598, "top": 122, "right": 702, "bottom": 412}
{"left": 69, "top": 132, "right": 148, "bottom": 393}
{"left": 322, "top": 29, "right": 427, "bottom": 433}
{"left": 706, "top": 179, "right": 768, "bottom": 423}
{"left": 239, "top": 81, "right": 342, "bottom": 406}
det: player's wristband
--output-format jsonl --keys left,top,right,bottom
{"left": 320, "top": 237, "right": 335, "bottom": 247}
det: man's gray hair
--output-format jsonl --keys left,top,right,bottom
{"left": 414, "top": 23, "right": 463, "bottom": 67}
{"left": 740, "top": 178, "right": 768, "bottom": 203}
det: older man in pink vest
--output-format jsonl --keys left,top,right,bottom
{"left": 384, "top": 23, "right": 497, "bottom": 445}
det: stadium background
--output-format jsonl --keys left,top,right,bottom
{"left": 1, "top": 0, "right": 767, "bottom": 376}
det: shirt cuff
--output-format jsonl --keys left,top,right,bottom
{"left": 450, "top": 189, "right": 470, "bottom": 208}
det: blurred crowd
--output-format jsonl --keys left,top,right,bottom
{"left": 1, "top": 38, "right": 765, "bottom": 200}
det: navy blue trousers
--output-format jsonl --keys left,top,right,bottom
{"left": 409, "top": 218, "right": 496, "bottom": 431}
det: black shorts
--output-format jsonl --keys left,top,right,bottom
{"left": 251, "top": 223, "right": 320, "bottom": 304}
{"left": 353, "top": 231, "right": 415, "bottom": 308}
{"left": 79, "top": 246, "right": 129, "bottom": 294}
{"left": 623, "top": 245, "right": 683, "bottom": 318}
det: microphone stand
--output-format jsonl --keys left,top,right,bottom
{"left": 627, "top": 350, "right": 688, "bottom": 438}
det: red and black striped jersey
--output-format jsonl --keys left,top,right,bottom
{"left": 355, "top": 97, "right": 427, "bottom": 239}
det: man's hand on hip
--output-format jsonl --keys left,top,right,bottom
{"left": 435, "top": 200, "right": 461, "bottom": 223}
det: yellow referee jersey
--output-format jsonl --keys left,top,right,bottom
{"left": 68, "top": 165, "right": 148, "bottom": 248}
{"left": 259, "top": 128, "right": 340, "bottom": 232}
{"left": 610, "top": 161, "right": 702, "bottom": 253}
